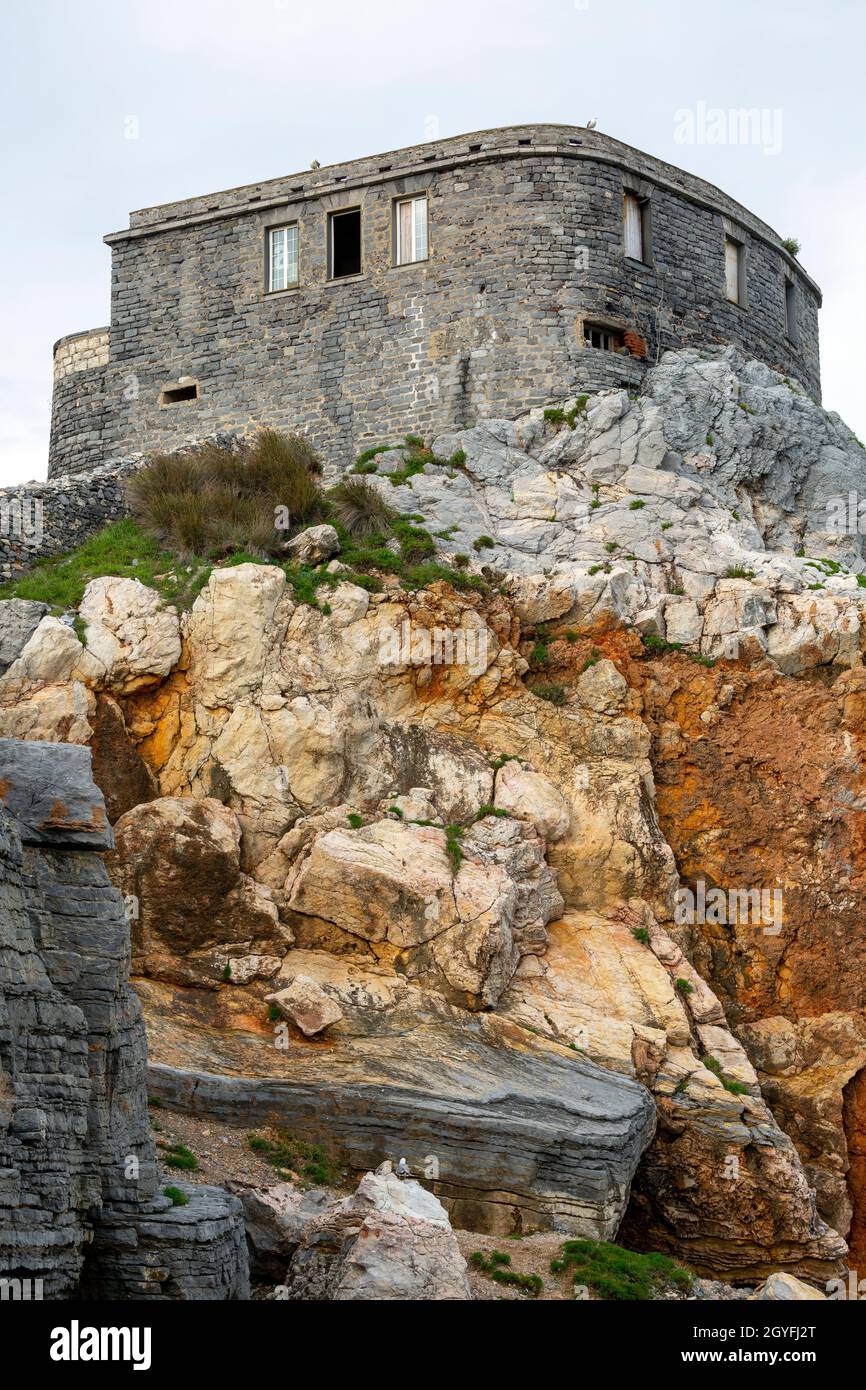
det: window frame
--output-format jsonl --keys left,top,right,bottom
{"left": 328, "top": 206, "right": 363, "bottom": 280}
{"left": 724, "top": 234, "right": 747, "bottom": 308}
{"left": 784, "top": 277, "right": 799, "bottom": 344}
{"left": 623, "top": 191, "right": 652, "bottom": 265}
{"left": 394, "top": 193, "right": 429, "bottom": 267}
{"left": 266, "top": 222, "right": 299, "bottom": 294}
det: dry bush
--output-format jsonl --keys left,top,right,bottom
{"left": 127, "top": 430, "right": 322, "bottom": 557}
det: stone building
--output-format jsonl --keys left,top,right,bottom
{"left": 48, "top": 123, "right": 821, "bottom": 478}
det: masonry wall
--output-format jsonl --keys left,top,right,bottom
{"left": 49, "top": 329, "right": 110, "bottom": 477}
{"left": 49, "top": 125, "right": 821, "bottom": 478}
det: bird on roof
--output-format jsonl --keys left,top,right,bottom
{"left": 585, "top": 119, "right": 597, "bottom": 130}
{"left": 395, "top": 1156, "right": 412, "bottom": 1178}
{"left": 310, "top": 159, "right": 321, "bottom": 169}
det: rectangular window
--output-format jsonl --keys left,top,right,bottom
{"left": 725, "top": 236, "right": 745, "bottom": 305}
{"left": 329, "top": 208, "right": 361, "bottom": 278}
{"left": 784, "top": 278, "right": 798, "bottom": 343}
{"left": 395, "top": 195, "right": 428, "bottom": 265}
{"left": 623, "top": 193, "right": 644, "bottom": 261}
{"left": 584, "top": 324, "right": 622, "bottom": 351}
{"left": 268, "top": 225, "right": 298, "bottom": 292}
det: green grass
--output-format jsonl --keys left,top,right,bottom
{"left": 550, "top": 1239, "right": 693, "bottom": 1301}
{"left": 631, "top": 927, "right": 650, "bottom": 945}
{"left": 445, "top": 824, "right": 465, "bottom": 873}
{"left": 163, "top": 1186, "right": 189, "bottom": 1206}
{"left": 675, "top": 977, "right": 694, "bottom": 996}
{"left": 160, "top": 1142, "right": 199, "bottom": 1172}
{"left": 0, "top": 518, "right": 211, "bottom": 612}
{"left": 470, "top": 1250, "right": 543, "bottom": 1297}
{"left": 247, "top": 1130, "right": 338, "bottom": 1186}
{"left": 347, "top": 812, "right": 365, "bottom": 829}
{"left": 724, "top": 565, "right": 755, "bottom": 579}
{"left": 530, "top": 682, "right": 567, "bottom": 706}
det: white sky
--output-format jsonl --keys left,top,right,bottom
{"left": 2, "top": 0, "right": 864, "bottom": 485}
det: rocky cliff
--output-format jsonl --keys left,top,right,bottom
{"left": 2, "top": 345, "right": 864, "bottom": 1286}
{"left": 0, "top": 737, "right": 249, "bottom": 1298}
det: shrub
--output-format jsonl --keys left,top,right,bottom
{"left": 530, "top": 682, "right": 567, "bottom": 706}
{"left": 163, "top": 1186, "right": 189, "bottom": 1206}
{"left": 127, "top": 430, "right": 322, "bottom": 558}
{"left": 445, "top": 824, "right": 464, "bottom": 873}
{"left": 473, "top": 535, "right": 495, "bottom": 552}
{"left": 328, "top": 477, "right": 396, "bottom": 538}
{"left": 628, "top": 498, "right": 645, "bottom": 510}
{"left": 631, "top": 927, "right": 650, "bottom": 945}
{"left": 551, "top": 1240, "right": 693, "bottom": 1300}
{"left": 347, "top": 812, "right": 364, "bottom": 829}
{"left": 781, "top": 236, "right": 801, "bottom": 256}
{"left": 160, "top": 1142, "right": 199, "bottom": 1172}
{"left": 724, "top": 565, "right": 755, "bottom": 579}
{"left": 675, "top": 977, "right": 694, "bottom": 996}
{"left": 247, "top": 1130, "right": 338, "bottom": 1186}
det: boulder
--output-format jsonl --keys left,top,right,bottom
{"left": 0, "top": 598, "right": 48, "bottom": 674}
{"left": 237, "top": 1184, "right": 341, "bottom": 1279}
{"left": 283, "top": 1168, "right": 472, "bottom": 1300}
{"left": 283, "top": 524, "right": 340, "bottom": 564}
{"left": 493, "top": 761, "right": 570, "bottom": 840}
{"left": 748, "top": 1272, "right": 826, "bottom": 1301}
{"left": 79, "top": 576, "right": 182, "bottom": 693}
{"left": 267, "top": 974, "right": 344, "bottom": 1036}
{"left": 107, "top": 796, "right": 286, "bottom": 987}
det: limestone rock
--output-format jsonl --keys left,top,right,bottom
{"left": 0, "top": 737, "right": 248, "bottom": 1299}
{"left": 0, "top": 737, "right": 112, "bottom": 848}
{"left": 236, "top": 1184, "right": 341, "bottom": 1279}
{"left": 0, "top": 598, "right": 48, "bottom": 674}
{"left": 748, "top": 1272, "right": 826, "bottom": 1301}
{"left": 283, "top": 523, "right": 340, "bottom": 564}
{"left": 79, "top": 576, "right": 182, "bottom": 693}
{"left": 283, "top": 1169, "right": 472, "bottom": 1300}
{"left": 267, "top": 974, "right": 344, "bottom": 1036}
{"left": 108, "top": 796, "right": 286, "bottom": 988}
{"left": 493, "top": 761, "right": 570, "bottom": 840}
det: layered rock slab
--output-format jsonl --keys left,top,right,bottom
{"left": 138, "top": 958, "right": 656, "bottom": 1239}
{"left": 0, "top": 738, "right": 248, "bottom": 1299}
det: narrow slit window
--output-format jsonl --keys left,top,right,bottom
{"left": 623, "top": 193, "right": 644, "bottom": 261}
{"left": 784, "top": 278, "right": 798, "bottom": 343}
{"left": 160, "top": 382, "right": 198, "bottom": 405}
{"left": 395, "top": 196, "right": 428, "bottom": 265}
{"left": 268, "top": 225, "right": 298, "bottom": 291}
{"left": 725, "top": 237, "right": 744, "bottom": 305}
{"left": 329, "top": 208, "right": 361, "bottom": 278}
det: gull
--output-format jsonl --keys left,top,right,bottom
{"left": 585, "top": 118, "right": 597, "bottom": 130}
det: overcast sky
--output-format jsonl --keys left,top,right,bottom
{"left": 2, "top": 0, "right": 863, "bottom": 485}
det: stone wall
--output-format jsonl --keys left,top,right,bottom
{"left": 49, "top": 123, "right": 821, "bottom": 478}
{"left": 0, "top": 459, "right": 134, "bottom": 581}
{"left": 0, "top": 738, "right": 249, "bottom": 1300}
{"left": 48, "top": 329, "right": 110, "bottom": 479}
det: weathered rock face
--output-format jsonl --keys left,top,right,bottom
{"left": 0, "top": 738, "right": 249, "bottom": 1299}
{"left": 283, "top": 1168, "right": 471, "bottom": 1301}
{"left": 4, "top": 348, "right": 864, "bottom": 1285}
{"left": 107, "top": 796, "right": 286, "bottom": 989}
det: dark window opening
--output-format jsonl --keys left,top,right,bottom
{"left": 584, "top": 323, "right": 623, "bottom": 352}
{"left": 160, "top": 382, "right": 198, "bottom": 405}
{"left": 330, "top": 209, "right": 361, "bottom": 278}
{"left": 785, "top": 279, "right": 799, "bottom": 344}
